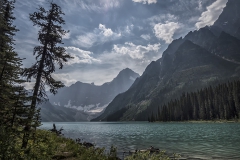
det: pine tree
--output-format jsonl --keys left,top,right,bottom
{"left": 154, "top": 81, "right": 240, "bottom": 122}
{"left": 0, "top": 0, "right": 28, "bottom": 127}
{"left": 233, "top": 81, "right": 240, "bottom": 118}
{"left": 21, "top": 2, "right": 72, "bottom": 148}
{"left": 0, "top": 0, "right": 19, "bottom": 81}
{"left": 150, "top": 112, "right": 155, "bottom": 122}
{"left": 0, "top": 1, "right": 32, "bottom": 158}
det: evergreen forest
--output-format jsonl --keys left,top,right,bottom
{"left": 149, "top": 80, "right": 240, "bottom": 122}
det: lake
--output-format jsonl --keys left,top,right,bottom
{"left": 41, "top": 122, "right": 240, "bottom": 159}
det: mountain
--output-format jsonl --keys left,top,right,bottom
{"left": 212, "top": 0, "right": 240, "bottom": 39}
{"left": 92, "top": 0, "right": 240, "bottom": 121}
{"left": 40, "top": 101, "right": 90, "bottom": 122}
{"left": 185, "top": 27, "right": 240, "bottom": 63}
{"left": 40, "top": 68, "right": 139, "bottom": 121}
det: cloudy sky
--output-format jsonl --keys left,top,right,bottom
{"left": 13, "top": 0, "right": 228, "bottom": 87}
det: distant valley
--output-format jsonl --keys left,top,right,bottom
{"left": 40, "top": 68, "right": 139, "bottom": 121}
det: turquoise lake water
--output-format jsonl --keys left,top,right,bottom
{"left": 41, "top": 122, "right": 240, "bottom": 159}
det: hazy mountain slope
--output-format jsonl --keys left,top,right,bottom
{"left": 49, "top": 68, "right": 139, "bottom": 110}
{"left": 40, "top": 102, "right": 90, "bottom": 122}
{"left": 93, "top": 60, "right": 162, "bottom": 121}
{"left": 41, "top": 68, "right": 139, "bottom": 121}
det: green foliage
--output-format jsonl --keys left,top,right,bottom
{"left": 0, "top": 126, "right": 21, "bottom": 160}
{"left": 0, "top": 0, "right": 36, "bottom": 157}
{"left": 0, "top": 128, "right": 110, "bottom": 160}
{"left": 108, "top": 146, "right": 118, "bottom": 158}
{"left": 1, "top": 127, "right": 176, "bottom": 160}
{"left": 20, "top": 130, "right": 58, "bottom": 159}
{"left": 0, "top": 0, "right": 29, "bottom": 127}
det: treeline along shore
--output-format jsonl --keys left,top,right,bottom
{"left": 149, "top": 80, "right": 240, "bottom": 122}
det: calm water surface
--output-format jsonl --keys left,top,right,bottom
{"left": 41, "top": 122, "right": 240, "bottom": 159}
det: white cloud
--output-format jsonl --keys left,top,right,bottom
{"left": 188, "top": 16, "right": 200, "bottom": 23}
{"left": 141, "top": 34, "right": 151, "bottom": 41}
{"left": 148, "top": 13, "right": 178, "bottom": 24}
{"left": 153, "top": 22, "right": 181, "bottom": 44}
{"left": 99, "top": 24, "right": 113, "bottom": 37}
{"left": 125, "top": 24, "right": 134, "bottom": 34}
{"left": 195, "top": 0, "right": 228, "bottom": 29}
{"left": 196, "top": 0, "right": 203, "bottom": 11}
{"left": 113, "top": 42, "right": 160, "bottom": 59}
{"left": 52, "top": 42, "right": 162, "bottom": 87}
{"left": 72, "top": 24, "right": 121, "bottom": 48}
{"left": 99, "top": 0, "right": 120, "bottom": 11}
{"left": 132, "top": 0, "right": 157, "bottom": 5}
{"left": 73, "top": 33, "right": 96, "bottom": 48}
{"left": 65, "top": 46, "right": 100, "bottom": 64}
{"left": 23, "top": 82, "right": 35, "bottom": 90}
{"left": 62, "top": 0, "right": 120, "bottom": 13}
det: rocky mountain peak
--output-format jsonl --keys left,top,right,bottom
{"left": 116, "top": 68, "right": 139, "bottom": 79}
{"left": 213, "top": 0, "right": 240, "bottom": 39}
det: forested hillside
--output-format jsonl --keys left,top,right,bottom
{"left": 149, "top": 80, "right": 240, "bottom": 122}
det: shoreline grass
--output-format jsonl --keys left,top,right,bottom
{"left": 9, "top": 129, "right": 176, "bottom": 160}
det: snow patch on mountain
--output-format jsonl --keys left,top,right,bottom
{"left": 63, "top": 100, "right": 107, "bottom": 113}
{"left": 87, "top": 104, "right": 109, "bottom": 113}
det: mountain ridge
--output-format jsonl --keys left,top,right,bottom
{"left": 92, "top": 0, "right": 240, "bottom": 121}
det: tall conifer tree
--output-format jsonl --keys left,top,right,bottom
{"left": 0, "top": 0, "right": 28, "bottom": 127}
{"left": 22, "top": 2, "right": 72, "bottom": 148}
{"left": 0, "top": 1, "right": 32, "bottom": 158}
